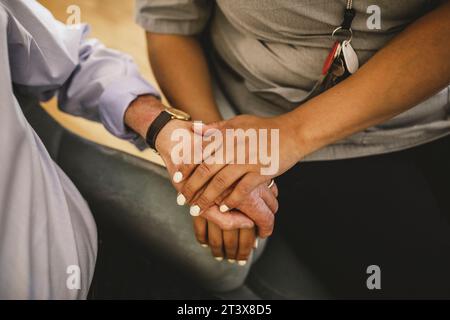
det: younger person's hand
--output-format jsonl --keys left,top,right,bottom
{"left": 193, "top": 216, "right": 257, "bottom": 265}
{"left": 155, "top": 119, "right": 279, "bottom": 236}
{"left": 179, "top": 115, "right": 299, "bottom": 215}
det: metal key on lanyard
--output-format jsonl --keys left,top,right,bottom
{"left": 342, "top": 40, "right": 359, "bottom": 74}
{"left": 322, "top": 42, "right": 346, "bottom": 89}
{"left": 306, "top": 41, "right": 342, "bottom": 99}
{"left": 332, "top": 0, "right": 359, "bottom": 75}
{"left": 303, "top": 0, "right": 359, "bottom": 102}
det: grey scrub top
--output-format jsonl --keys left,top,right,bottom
{"left": 0, "top": 0, "right": 158, "bottom": 299}
{"left": 136, "top": 0, "right": 450, "bottom": 160}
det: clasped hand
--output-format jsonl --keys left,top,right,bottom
{"left": 156, "top": 115, "right": 299, "bottom": 262}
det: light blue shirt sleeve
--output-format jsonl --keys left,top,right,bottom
{"left": 4, "top": 0, "right": 159, "bottom": 143}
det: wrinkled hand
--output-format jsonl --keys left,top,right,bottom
{"left": 201, "top": 181, "right": 278, "bottom": 238}
{"left": 192, "top": 181, "right": 278, "bottom": 263}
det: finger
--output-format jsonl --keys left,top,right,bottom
{"left": 221, "top": 173, "right": 267, "bottom": 212}
{"left": 193, "top": 165, "right": 247, "bottom": 214}
{"left": 187, "top": 185, "right": 207, "bottom": 216}
{"left": 223, "top": 230, "right": 239, "bottom": 262}
{"left": 169, "top": 136, "right": 201, "bottom": 187}
{"left": 201, "top": 206, "right": 254, "bottom": 230}
{"left": 193, "top": 216, "right": 208, "bottom": 247}
{"left": 212, "top": 185, "right": 274, "bottom": 237}
{"left": 270, "top": 181, "right": 279, "bottom": 198}
{"left": 213, "top": 183, "right": 275, "bottom": 237}
{"left": 172, "top": 163, "right": 197, "bottom": 186}
{"left": 259, "top": 183, "right": 279, "bottom": 214}
{"left": 160, "top": 156, "right": 181, "bottom": 187}
{"left": 198, "top": 123, "right": 224, "bottom": 160}
{"left": 193, "top": 120, "right": 225, "bottom": 137}
{"left": 160, "top": 150, "right": 195, "bottom": 205}
{"left": 236, "top": 228, "right": 256, "bottom": 265}
{"left": 208, "top": 222, "right": 224, "bottom": 261}
{"left": 182, "top": 162, "right": 228, "bottom": 206}
{"left": 183, "top": 123, "right": 240, "bottom": 208}
{"left": 168, "top": 122, "right": 209, "bottom": 188}
{"left": 214, "top": 185, "right": 234, "bottom": 206}
{"left": 240, "top": 195, "right": 275, "bottom": 238}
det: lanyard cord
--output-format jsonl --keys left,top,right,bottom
{"left": 331, "top": 0, "right": 356, "bottom": 41}
{"left": 347, "top": 0, "right": 353, "bottom": 10}
{"left": 341, "top": 0, "right": 356, "bottom": 30}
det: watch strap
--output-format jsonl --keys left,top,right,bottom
{"left": 145, "top": 111, "right": 173, "bottom": 151}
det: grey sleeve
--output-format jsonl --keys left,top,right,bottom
{"left": 135, "top": 0, "right": 213, "bottom": 35}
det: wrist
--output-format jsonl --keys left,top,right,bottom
{"left": 276, "top": 112, "right": 315, "bottom": 161}
{"left": 124, "top": 94, "right": 165, "bottom": 138}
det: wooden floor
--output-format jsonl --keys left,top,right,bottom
{"left": 37, "top": 0, "right": 164, "bottom": 165}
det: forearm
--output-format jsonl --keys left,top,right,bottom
{"left": 146, "top": 33, "right": 222, "bottom": 123}
{"left": 285, "top": 1, "right": 450, "bottom": 159}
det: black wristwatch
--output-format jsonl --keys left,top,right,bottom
{"left": 145, "top": 107, "right": 191, "bottom": 152}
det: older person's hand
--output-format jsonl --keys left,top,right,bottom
{"left": 193, "top": 181, "right": 278, "bottom": 263}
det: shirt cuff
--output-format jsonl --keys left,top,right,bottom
{"left": 99, "top": 75, "right": 160, "bottom": 146}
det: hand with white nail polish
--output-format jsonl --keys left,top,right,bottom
{"left": 176, "top": 193, "right": 186, "bottom": 206}
{"left": 219, "top": 204, "right": 229, "bottom": 213}
{"left": 149, "top": 115, "right": 277, "bottom": 262}
{"left": 173, "top": 171, "right": 183, "bottom": 184}
{"left": 153, "top": 119, "right": 199, "bottom": 192}
{"left": 190, "top": 205, "right": 201, "bottom": 217}
{"left": 126, "top": 102, "right": 271, "bottom": 264}
{"left": 193, "top": 215, "right": 257, "bottom": 263}
{"left": 153, "top": 115, "right": 278, "bottom": 236}
{"left": 179, "top": 115, "right": 299, "bottom": 217}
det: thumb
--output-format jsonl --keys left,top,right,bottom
{"left": 192, "top": 121, "right": 226, "bottom": 137}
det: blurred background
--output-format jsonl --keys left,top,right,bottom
{"left": 38, "top": 0, "right": 163, "bottom": 164}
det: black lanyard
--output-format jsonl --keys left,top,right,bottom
{"left": 332, "top": 0, "right": 356, "bottom": 42}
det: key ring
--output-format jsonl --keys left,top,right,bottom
{"left": 332, "top": 26, "right": 353, "bottom": 43}
{"left": 332, "top": 0, "right": 356, "bottom": 43}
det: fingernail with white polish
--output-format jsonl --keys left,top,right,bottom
{"left": 254, "top": 238, "right": 259, "bottom": 249}
{"left": 238, "top": 260, "right": 247, "bottom": 266}
{"left": 173, "top": 171, "right": 183, "bottom": 183}
{"left": 190, "top": 205, "right": 201, "bottom": 216}
{"left": 215, "top": 256, "right": 223, "bottom": 261}
{"left": 228, "top": 259, "right": 236, "bottom": 264}
{"left": 219, "top": 204, "right": 230, "bottom": 213}
{"left": 201, "top": 244, "right": 208, "bottom": 248}
{"left": 176, "top": 193, "right": 186, "bottom": 206}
